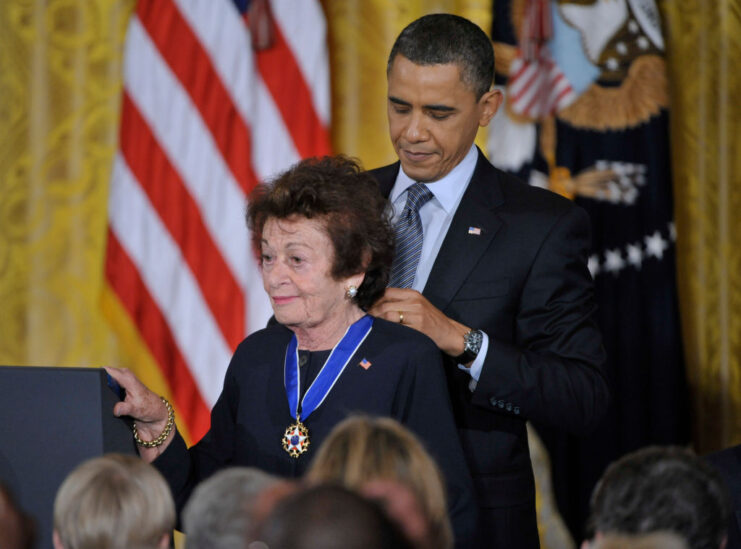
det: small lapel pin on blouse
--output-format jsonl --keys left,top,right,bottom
{"left": 468, "top": 227, "right": 482, "bottom": 235}
{"left": 359, "top": 358, "right": 372, "bottom": 370}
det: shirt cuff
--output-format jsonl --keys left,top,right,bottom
{"left": 456, "top": 331, "right": 488, "bottom": 392}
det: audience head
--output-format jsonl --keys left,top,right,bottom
{"left": 0, "top": 482, "right": 34, "bottom": 549}
{"left": 53, "top": 454, "right": 175, "bottom": 549}
{"left": 306, "top": 415, "right": 451, "bottom": 549}
{"left": 247, "top": 155, "right": 394, "bottom": 311}
{"left": 387, "top": 14, "right": 494, "bottom": 100}
{"left": 586, "top": 446, "right": 730, "bottom": 549}
{"left": 255, "top": 484, "right": 412, "bottom": 549}
{"left": 183, "top": 467, "right": 281, "bottom": 549}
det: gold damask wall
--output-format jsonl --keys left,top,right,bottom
{"left": 0, "top": 0, "right": 134, "bottom": 366}
{"left": 662, "top": 1, "right": 741, "bottom": 453}
{"left": 0, "top": 0, "right": 190, "bottom": 444}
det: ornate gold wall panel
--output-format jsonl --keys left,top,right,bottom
{"left": 662, "top": 0, "right": 741, "bottom": 452}
{"left": 0, "top": 0, "right": 132, "bottom": 366}
{"left": 0, "top": 0, "right": 195, "bottom": 441}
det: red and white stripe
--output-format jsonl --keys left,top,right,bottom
{"left": 507, "top": 47, "right": 577, "bottom": 119}
{"left": 105, "top": 0, "right": 331, "bottom": 441}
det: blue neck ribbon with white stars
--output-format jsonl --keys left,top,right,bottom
{"left": 284, "top": 315, "right": 373, "bottom": 422}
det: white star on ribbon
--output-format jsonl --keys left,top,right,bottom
{"left": 626, "top": 243, "right": 644, "bottom": 269}
{"left": 288, "top": 427, "right": 306, "bottom": 448}
{"left": 604, "top": 249, "right": 626, "bottom": 274}
{"left": 588, "top": 254, "right": 601, "bottom": 278}
{"left": 645, "top": 231, "right": 669, "bottom": 259}
{"left": 624, "top": 187, "right": 639, "bottom": 205}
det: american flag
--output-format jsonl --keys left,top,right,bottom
{"left": 506, "top": 47, "right": 577, "bottom": 119}
{"left": 506, "top": 0, "right": 576, "bottom": 119}
{"left": 104, "top": 0, "right": 331, "bottom": 441}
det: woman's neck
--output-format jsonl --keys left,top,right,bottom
{"left": 293, "top": 306, "right": 365, "bottom": 351}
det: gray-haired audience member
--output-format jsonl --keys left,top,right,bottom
{"left": 183, "top": 467, "right": 279, "bottom": 549}
{"left": 53, "top": 454, "right": 175, "bottom": 549}
{"left": 256, "top": 484, "right": 413, "bottom": 549}
{"left": 584, "top": 446, "right": 730, "bottom": 549}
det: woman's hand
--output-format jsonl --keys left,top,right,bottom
{"left": 104, "top": 367, "right": 175, "bottom": 460}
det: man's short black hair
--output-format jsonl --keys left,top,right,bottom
{"left": 587, "top": 446, "right": 730, "bottom": 549}
{"left": 387, "top": 13, "right": 494, "bottom": 99}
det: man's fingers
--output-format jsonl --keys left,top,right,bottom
{"left": 372, "top": 288, "right": 419, "bottom": 308}
{"left": 383, "top": 287, "right": 416, "bottom": 300}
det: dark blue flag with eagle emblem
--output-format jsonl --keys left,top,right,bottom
{"left": 488, "top": 0, "right": 689, "bottom": 539}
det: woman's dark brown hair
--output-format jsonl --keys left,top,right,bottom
{"left": 247, "top": 156, "right": 394, "bottom": 310}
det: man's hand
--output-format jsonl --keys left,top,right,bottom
{"left": 370, "top": 288, "right": 470, "bottom": 358}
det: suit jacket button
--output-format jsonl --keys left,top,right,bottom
{"left": 506, "top": 403, "right": 512, "bottom": 411}
{"left": 497, "top": 401, "right": 505, "bottom": 408}
{"left": 489, "top": 396, "right": 498, "bottom": 407}
{"left": 514, "top": 406, "right": 520, "bottom": 415}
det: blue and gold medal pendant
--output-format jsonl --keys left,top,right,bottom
{"left": 282, "top": 315, "right": 374, "bottom": 459}
{"left": 282, "top": 417, "right": 310, "bottom": 458}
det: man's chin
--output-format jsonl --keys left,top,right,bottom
{"left": 399, "top": 162, "right": 436, "bottom": 183}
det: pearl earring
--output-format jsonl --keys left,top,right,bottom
{"left": 346, "top": 285, "right": 358, "bottom": 299}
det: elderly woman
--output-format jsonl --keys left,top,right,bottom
{"left": 107, "top": 156, "right": 476, "bottom": 545}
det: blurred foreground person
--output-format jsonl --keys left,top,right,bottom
{"left": 52, "top": 454, "right": 174, "bottom": 549}
{"left": 0, "top": 483, "right": 34, "bottom": 549}
{"left": 584, "top": 446, "right": 729, "bottom": 549}
{"left": 256, "top": 484, "right": 413, "bottom": 549}
{"left": 307, "top": 415, "right": 452, "bottom": 549}
{"left": 183, "top": 467, "right": 282, "bottom": 549}
{"left": 106, "top": 156, "right": 476, "bottom": 545}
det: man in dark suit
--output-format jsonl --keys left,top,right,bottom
{"left": 369, "top": 14, "right": 610, "bottom": 548}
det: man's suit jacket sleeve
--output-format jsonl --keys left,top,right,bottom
{"left": 469, "top": 203, "right": 609, "bottom": 435}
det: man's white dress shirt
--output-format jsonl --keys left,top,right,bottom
{"left": 389, "top": 145, "right": 487, "bottom": 386}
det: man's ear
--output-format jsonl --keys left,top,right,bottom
{"left": 478, "top": 88, "right": 504, "bottom": 127}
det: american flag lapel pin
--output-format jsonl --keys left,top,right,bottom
{"left": 468, "top": 226, "right": 482, "bottom": 235}
{"left": 359, "top": 358, "right": 372, "bottom": 370}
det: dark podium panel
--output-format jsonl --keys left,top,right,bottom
{"left": 0, "top": 366, "right": 136, "bottom": 549}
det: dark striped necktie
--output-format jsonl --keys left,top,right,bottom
{"left": 389, "top": 183, "right": 434, "bottom": 288}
